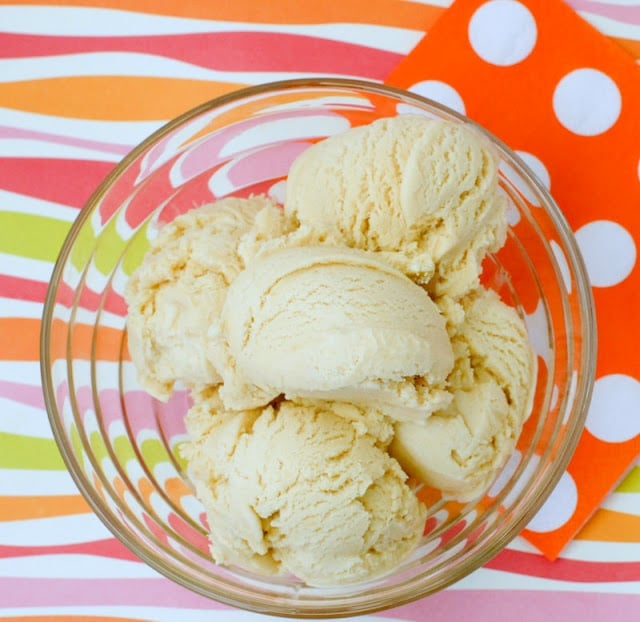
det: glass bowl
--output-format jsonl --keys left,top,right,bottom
{"left": 41, "top": 78, "right": 595, "bottom": 618}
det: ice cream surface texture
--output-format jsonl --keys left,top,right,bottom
{"left": 125, "top": 114, "right": 537, "bottom": 587}
{"left": 217, "top": 245, "right": 454, "bottom": 418}
{"left": 391, "top": 289, "right": 537, "bottom": 500}
{"left": 124, "top": 196, "right": 288, "bottom": 400}
{"left": 182, "top": 390, "right": 425, "bottom": 586}
{"left": 285, "top": 115, "right": 507, "bottom": 297}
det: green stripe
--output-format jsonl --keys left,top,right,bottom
{"left": 0, "top": 212, "right": 70, "bottom": 262}
{"left": 0, "top": 433, "right": 66, "bottom": 470}
{"left": 140, "top": 437, "right": 172, "bottom": 471}
{"left": 70, "top": 424, "right": 90, "bottom": 478}
{"left": 94, "top": 217, "right": 126, "bottom": 275}
{"left": 113, "top": 434, "right": 137, "bottom": 465}
{"left": 616, "top": 466, "right": 640, "bottom": 493}
{"left": 70, "top": 424, "right": 83, "bottom": 463}
{"left": 70, "top": 215, "right": 151, "bottom": 276}
{"left": 122, "top": 224, "right": 151, "bottom": 276}
{"left": 173, "top": 441, "right": 189, "bottom": 472}
{"left": 89, "top": 430, "right": 109, "bottom": 463}
{"left": 70, "top": 219, "right": 98, "bottom": 274}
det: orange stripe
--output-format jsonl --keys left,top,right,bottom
{"left": 2, "top": 317, "right": 40, "bottom": 360}
{"left": 575, "top": 508, "right": 640, "bottom": 543}
{"left": 165, "top": 475, "right": 191, "bottom": 501}
{"left": 183, "top": 90, "right": 402, "bottom": 148}
{"left": 0, "top": 77, "right": 245, "bottom": 121}
{"left": 0, "top": 0, "right": 444, "bottom": 29}
{"left": 5, "top": 317, "right": 125, "bottom": 361}
{"left": 114, "top": 475, "right": 127, "bottom": 500}
{"left": 138, "top": 476, "right": 154, "bottom": 504}
{"left": 52, "top": 317, "right": 125, "bottom": 362}
{"left": 0, "top": 495, "right": 91, "bottom": 521}
{"left": 183, "top": 89, "right": 360, "bottom": 146}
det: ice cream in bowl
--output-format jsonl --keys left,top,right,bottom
{"left": 41, "top": 79, "right": 595, "bottom": 617}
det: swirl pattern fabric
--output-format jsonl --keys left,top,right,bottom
{"left": 1, "top": 0, "right": 639, "bottom": 620}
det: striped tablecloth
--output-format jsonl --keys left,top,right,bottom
{"left": 1, "top": 1, "right": 639, "bottom": 620}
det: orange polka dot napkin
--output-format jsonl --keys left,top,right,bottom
{"left": 386, "top": 0, "right": 640, "bottom": 559}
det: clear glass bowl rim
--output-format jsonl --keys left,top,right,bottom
{"left": 40, "top": 77, "right": 597, "bottom": 618}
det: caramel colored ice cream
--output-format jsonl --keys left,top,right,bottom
{"left": 216, "top": 245, "right": 453, "bottom": 420}
{"left": 126, "top": 114, "right": 537, "bottom": 586}
{"left": 124, "top": 196, "right": 289, "bottom": 400}
{"left": 391, "top": 289, "right": 536, "bottom": 500}
{"left": 285, "top": 115, "right": 507, "bottom": 297}
{"left": 182, "top": 389, "right": 425, "bottom": 586}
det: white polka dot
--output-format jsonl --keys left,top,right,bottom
{"left": 500, "top": 187, "right": 521, "bottom": 225}
{"left": 524, "top": 298, "right": 551, "bottom": 366}
{"left": 468, "top": 1, "right": 537, "bottom": 66}
{"left": 488, "top": 449, "right": 521, "bottom": 498}
{"left": 516, "top": 151, "right": 551, "bottom": 190}
{"left": 550, "top": 240, "right": 572, "bottom": 295}
{"left": 500, "top": 151, "right": 550, "bottom": 208}
{"left": 563, "top": 370, "right": 579, "bottom": 424}
{"left": 637, "top": 159, "right": 640, "bottom": 182}
{"left": 502, "top": 453, "right": 540, "bottom": 508}
{"left": 407, "top": 80, "right": 466, "bottom": 115}
{"left": 553, "top": 69, "right": 622, "bottom": 136}
{"left": 513, "top": 151, "right": 551, "bottom": 207}
{"left": 586, "top": 374, "right": 640, "bottom": 443}
{"left": 505, "top": 202, "right": 520, "bottom": 226}
{"left": 527, "top": 471, "right": 578, "bottom": 533}
{"left": 575, "top": 220, "right": 636, "bottom": 287}
{"left": 499, "top": 163, "right": 527, "bottom": 210}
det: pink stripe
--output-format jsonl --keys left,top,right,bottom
{"left": 227, "top": 141, "right": 310, "bottom": 187}
{"left": 0, "top": 275, "right": 50, "bottom": 301}
{"left": 0, "top": 124, "right": 131, "bottom": 155}
{"left": 0, "top": 538, "right": 138, "bottom": 562}
{"left": 98, "top": 159, "right": 145, "bottom": 225}
{"left": 565, "top": 0, "right": 640, "bottom": 26}
{"left": 56, "top": 282, "right": 128, "bottom": 317}
{"left": 123, "top": 165, "right": 175, "bottom": 229}
{"left": 0, "top": 577, "right": 221, "bottom": 608}
{"left": 0, "top": 380, "right": 45, "bottom": 409}
{"left": 76, "top": 386, "right": 97, "bottom": 427}
{"left": 485, "top": 548, "right": 640, "bottom": 582}
{"left": 154, "top": 390, "right": 190, "bottom": 440}
{"left": 1, "top": 581, "right": 638, "bottom": 617}
{"left": 168, "top": 513, "right": 209, "bottom": 554}
{"left": 0, "top": 31, "right": 400, "bottom": 78}
{"left": 55, "top": 380, "right": 69, "bottom": 416}
{"left": 55, "top": 281, "right": 77, "bottom": 309}
{"left": 0, "top": 158, "right": 114, "bottom": 208}
{"left": 78, "top": 387, "right": 188, "bottom": 442}
{"left": 388, "top": 590, "right": 640, "bottom": 622}
{"left": 155, "top": 175, "right": 216, "bottom": 224}
{"left": 117, "top": 389, "right": 157, "bottom": 437}
{"left": 173, "top": 110, "right": 339, "bottom": 184}
{"left": 225, "top": 179, "right": 282, "bottom": 200}
{"left": 102, "top": 388, "right": 144, "bottom": 430}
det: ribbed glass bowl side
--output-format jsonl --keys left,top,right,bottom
{"left": 41, "top": 79, "right": 595, "bottom": 618}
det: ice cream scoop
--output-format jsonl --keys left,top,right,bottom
{"left": 125, "top": 196, "right": 288, "bottom": 400}
{"left": 216, "top": 245, "right": 454, "bottom": 419}
{"left": 285, "top": 115, "right": 507, "bottom": 297}
{"left": 182, "top": 390, "right": 425, "bottom": 586}
{"left": 390, "top": 288, "right": 536, "bottom": 500}
{"left": 124, "top": 115, "right": 537, "bottom": 588}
